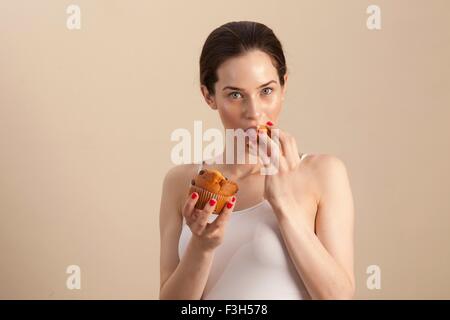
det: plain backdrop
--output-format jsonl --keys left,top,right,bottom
{"left": 1, "top": 0, "right": 449, "bottom": 299}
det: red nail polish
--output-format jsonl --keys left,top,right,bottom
{"left": 231, "top": 196, "right": 236, "bottom": 203}
{"left": 191, "top": 192, "right": 198, "bottom": 199}
{"left": 266, "top": 121, "right": 274, "bottom": 126}
{"left": 226, "top": 202, "right": 233, "bottom": 209}
{"left": 209, "top": 199, "right": 217, "bottom": 206}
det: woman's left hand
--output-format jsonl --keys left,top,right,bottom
{"left": 250, "top": 123, "right": 303, "bottom": 218}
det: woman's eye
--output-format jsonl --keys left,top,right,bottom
{"left": 262, "top": 87, "right": 273, "bottom": 95}
{"left": 229, "top": 92, "right": 242, "bottom": 99}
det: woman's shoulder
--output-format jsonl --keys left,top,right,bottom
{"left": 301, "top": 153, "right": 346, "bottom": 169}
{"left": 301, "top": 153, "right": 351, "bottom": 201}
{"left": 164, "top": 163, "right": 199, "bottom": 181}
{"left": 305, "top": 153, "right": 348, "bottom": 175}
{"left": 162, "top": 163, "right": 201, "bottom": 211}
{"left": 163, "top": 163, "right": 200, "bottom": 192}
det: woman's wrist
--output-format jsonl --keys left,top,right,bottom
{"left": 189, "top": 234, "right": 216, "bottom": 255}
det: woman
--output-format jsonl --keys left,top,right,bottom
{"left": 159, "top": 21, "right": 355, "bottom": 300}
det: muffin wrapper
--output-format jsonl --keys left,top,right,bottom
{"left": 188, "top": 185, "right": 233, "bottom": 215}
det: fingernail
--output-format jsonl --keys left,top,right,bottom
{"left": 191, "top": 192, "right": 198, "bottom": 199}
{"left": 231, "top": 196, "right": 236, "bottom": 203}
{"left": 226, "top": 202, "right": 233, "bottom": 209}
{"left": 266, "top": 121, "right": 274, "bottom": 126}
{"left": 209, "top": 199, "right": 217, "bottom": 206}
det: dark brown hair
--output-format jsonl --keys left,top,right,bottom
{"left": 199, "top": 21, "right": 287, "bottom": 95}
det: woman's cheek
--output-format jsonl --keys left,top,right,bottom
{"left": 263, "top": 94, "right": 281, "bottom": 112}
{"left": 222, "top": 100, "right": 242, "bottom": 114}
{"left": 218, "top": 101, "right": 242, "bottom": 125}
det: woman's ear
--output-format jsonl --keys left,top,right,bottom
{"left": 200, "top": 85, "right": 217, "bottom": 110}
{"left": 281, "top": 74, "right": 288, "bottom": 100}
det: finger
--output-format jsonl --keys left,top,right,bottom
{"left": 247, "top": 129, "right": 258, "bottom": 156}
{"left": 287, "top": 135, "right": 301, "bottom": 168}
{"left": 249, "top": 139, "right": 259, "bottom": 159}
{"left": 191, "top": 209, "right": 212, "bottom": 233}
{"left": 183, "top": 192, "right": 199, "bottom": 223}
{"left": 257, "top": 131, "right": 270, "bottom": 163}
{"left": 278, "top": 130, "right": 289, "bottom": 157}
{"left": 261, "top": 121, "right": 281, "bottom": 155}
{"left": 191, "top": 208, "right": 201, "bottom": 220}
{"left": 203, "top": 198, "right": 218, "bottom": 214}
{"left": 191, "top": 198, "right": 217, "bottom": 232}
{"left": 271, "top": 129, "right": 294, "bottom": 171}
{"left": 258, "top": 131, "right": 282, "bottom": 167}
{"left": 279, "top": 131, "right": 299, "bottom": 168}
{"left": 258, "top": 132, "right": 285, "bottom": 175}
{"left": 210, "top": 197, "right": 236, "bottom": 229}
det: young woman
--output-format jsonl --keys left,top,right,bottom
{"left": 159, "top": 21, "right": 355, "bottom": 300}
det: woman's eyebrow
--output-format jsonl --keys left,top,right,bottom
{"left": 222, "top": 80, "right": 277, "bottom": 91}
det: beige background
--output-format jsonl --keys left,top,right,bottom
{"left": 1, "top": 0, "right": 449, "bottom": 299}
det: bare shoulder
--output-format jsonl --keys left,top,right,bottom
{"left": 161, "top": 163, "right": 200, "bottom": 215}
{"left": 305, "top": 153, "right": 348, "bottom": 173}
{"left": 299, "top": 153, "right": 351, "bottom": 202}
{"left": 163, "top": 163, "right": 198, "bottom": 183}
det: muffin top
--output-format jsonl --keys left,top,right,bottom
{"left": 191, "top": 168, "right": 239, "bottom": 196}
{"left": 257, "top": 124, "right": 271, "bottom": 138}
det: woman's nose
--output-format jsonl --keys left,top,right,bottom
{"left": 244, "top": 99, "right": 261, "bottom": 119}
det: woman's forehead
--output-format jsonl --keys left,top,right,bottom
{"left": 216, "top": 51, "right": 278, "bottom": 89}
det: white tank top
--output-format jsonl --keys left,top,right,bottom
{"left": 178, "top": 153, "right": 311, "bottom": 300}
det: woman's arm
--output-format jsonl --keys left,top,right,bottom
{"left": 276, "top": 155, "right": 355, "bottom": 299}
{"left": 159, "top": 166, "right": 214, "bottom": 300}
{"left": 160, "top": 237, "right": 215, "bottom": 300}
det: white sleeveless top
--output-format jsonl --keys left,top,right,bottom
{"left": 178, "top": 153, "right": 311, "bottom": 300}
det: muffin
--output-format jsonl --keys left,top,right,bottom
{"left": 256, "top": 124, "right": 272, "bottom": 142}
{"left": 189, "top": 168, "right": 239, "bottom": 214}
{"left": 257, "top": 124, "right": 271, "bottom": 137}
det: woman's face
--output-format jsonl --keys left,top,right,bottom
{"left": 201, "top": 50, "right": 287, "bottom": 131}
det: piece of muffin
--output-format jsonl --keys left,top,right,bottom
{"left": 189, "top": 168, "right": 239, "bottom": 214}
{"left": 257, "top": 124, "right": 271, "bottom": 137}
{"left": 256, "top": 124, "right": 271, "bottom": 142}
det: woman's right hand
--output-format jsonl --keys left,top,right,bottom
{"left": 182, "top": 192, "right": 236, "bottom": 252}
